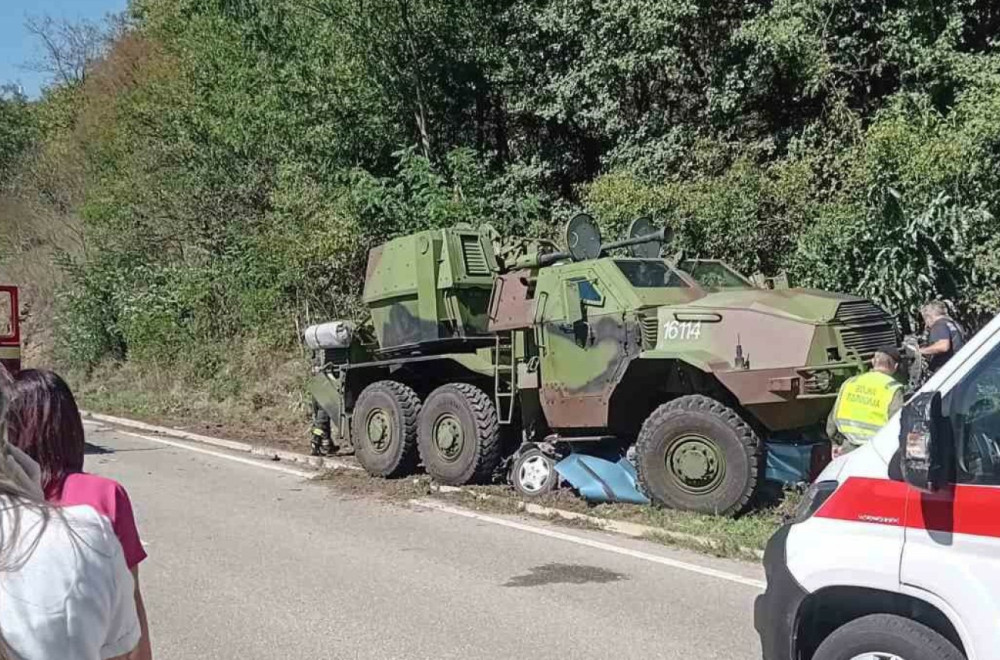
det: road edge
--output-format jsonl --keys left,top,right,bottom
{"left": 81, "top": 410, "right": 360, "bottom": 471}
{"left": 81, "top": 409, "right": 763, "bottom": 561}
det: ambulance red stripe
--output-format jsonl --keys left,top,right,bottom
{"left": 814, "top": 476, "right": 1000, "bottom": 538}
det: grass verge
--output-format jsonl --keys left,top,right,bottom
{"left": 317, "top": 468, "right": 797, "bottom": 561}
{"left": 69, "top": 346, "right": 313, "bottom": 452}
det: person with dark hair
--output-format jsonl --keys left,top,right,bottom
{"left": 0, "top": 373, "right": 140, "bottom": 659}
{"left": 5, "top": 369, "right": 152, "bottom": 660}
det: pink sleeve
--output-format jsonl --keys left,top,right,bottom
{"left": 112, "top": 483, "right": 147, "bottom": 569}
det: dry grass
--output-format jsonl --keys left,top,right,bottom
{"left": 70, "top": 345, "right": 314, "bottom": 451}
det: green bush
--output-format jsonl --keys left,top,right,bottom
{"left": 3, "top": 0, "right": 1000, "bottom": 385}
{"left": 585, "top": 148, "right": 817, "bottom": 277}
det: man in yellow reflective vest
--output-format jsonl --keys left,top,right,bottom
{"left": 827, "top": 346, "right": 904, "bottom": 457}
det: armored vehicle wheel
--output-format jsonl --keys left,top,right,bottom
{"left": 511, "top": 447, "right": 558, "bottom": 497}
{"left": 351, "top": 380, "right": 420, "bottom": 478}
{"left": 418, "top": 383, "right": 501, "bottom": 485}
{"left": 636, "top": 395, "right": 760, "bottom": 516}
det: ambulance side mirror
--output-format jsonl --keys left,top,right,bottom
{"left": 899, "top": 391, "right": 950, "bottom": 492}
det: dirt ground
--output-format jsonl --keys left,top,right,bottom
{"left": 315, "top": 465, "right": 795, "bottom": 559}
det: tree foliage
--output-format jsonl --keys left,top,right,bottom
{"left": 3, "top": 0, "right": 1000, "bottom": 371}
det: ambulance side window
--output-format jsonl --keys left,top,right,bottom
{"left": 950, "top": 344, "right": 1000, "bottom": 485}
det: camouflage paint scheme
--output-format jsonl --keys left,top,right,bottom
{"left": 312, "top": 225, "right": 895, "bottom": 452}
{"left": 0, "top": 286, "right": 21, "bottom": 375}
{"left": 363, "top": 227, "right": 497, "bottom": 353}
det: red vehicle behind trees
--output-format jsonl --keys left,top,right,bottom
{"left": 0, "top": 286, "right": 21, "bottom": 375}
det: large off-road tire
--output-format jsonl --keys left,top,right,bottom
{"left": 351, "top": 380, "right": 420, "bottom": 478}
{"left": 418, "top": 383, "right": 502, "bottom": 485}
{"left": 636, "top": 394, "right": 760, "bottom": 516}
{"left": 813, "top": 614, "right": 965, "bottom": 660}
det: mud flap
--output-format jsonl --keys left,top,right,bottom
{"left": 555, "top": 454, "right": 651, "bottom": 505}
{"left": 308, "top": 372, "right": 342, "bottom": 423}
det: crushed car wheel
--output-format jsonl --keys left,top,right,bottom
{"left": 511, "top": 447, "right": 558, "bottom": 497}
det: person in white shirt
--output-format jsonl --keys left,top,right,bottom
{"left": 0, "top": 383, "right": 140, "bottom": 660}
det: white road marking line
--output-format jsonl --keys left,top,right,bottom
{"left": 410, "top": 498, "right": 766, "bottom": 590}
{"left": 116, "top": 431, "right": 316, "bottom": 479}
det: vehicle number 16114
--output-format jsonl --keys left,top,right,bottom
{"left": 663, "top": 320, "right": 702, "bottom": 341}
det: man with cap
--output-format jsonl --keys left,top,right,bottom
{"left": 827, "top": 346, "right": 904, "bottom": 457}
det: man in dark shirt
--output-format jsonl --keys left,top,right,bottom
{"left": 919, "top": 300, "right": 966, "bottom": 373}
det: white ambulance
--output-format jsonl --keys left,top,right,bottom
{"left": 755, "top": 310, "right": 1000, "bottom": 660}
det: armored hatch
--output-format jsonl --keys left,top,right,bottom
{"left": 362, "top": 226, "right": 498, "bottom": 353}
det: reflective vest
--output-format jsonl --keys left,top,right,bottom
{"left": 833, "top": 371, "right": 902, "bottom": 446}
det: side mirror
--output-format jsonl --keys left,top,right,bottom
{"left": 564, "top": 280, "right": 584, "bottom": 325}
{"left": 899, "top": 391, "right": 951, "bottom": 492}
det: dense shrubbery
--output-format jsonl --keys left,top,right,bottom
{"left": 3, "top": 0, "right": 1000, "bottom": 376}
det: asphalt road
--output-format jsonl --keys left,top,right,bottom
{"left": 83, "top": 423, "right": 765, "bottom": 660}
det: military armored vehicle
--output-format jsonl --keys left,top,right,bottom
{"left": 307, "top": 216, "right": 897, "bottom": 515}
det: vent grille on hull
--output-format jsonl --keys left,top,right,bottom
{"left": 461, "top": 235, "right": 490, "bottom": 276}
{"left": 838, "top": 324, "right": 899, "bottom": 360}
{"left": 835, "top": 300, "right": 889, "bottom": 325}
{"left": 640, "top": 315, "right": 659, "bottom": 349}
{"left": 834, "top": 300, "right": 898, "bottom": 359}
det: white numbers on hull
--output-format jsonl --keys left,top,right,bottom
{"left": 663, "top": 320, "right": 702, "bottom": 341}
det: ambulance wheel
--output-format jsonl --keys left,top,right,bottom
{"left": 418, "top": 383, "right": 501, "bottom": 485}
{"left": 636, "top": 395, "right": 760, "bottom": 517}
{"left": 813, "top": 614, "right": 964, "bottom": 660}
{"left": 351, "top": 380, "right": 420, "bottom": 478}
{"left": 511, "top": 447, "right": 558, "bottom": 497}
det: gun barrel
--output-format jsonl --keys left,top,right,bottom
{"left": 537, "top": 250, "right": 571, "bottom": 267}
{"left": 508, "top": 250, "right": 571, "bottom": 270}
{"left": 505, "top": 228, "right": 665, "bottom": 270}
{"left": 601, "top": 229, "right": 667, "bottom": 253}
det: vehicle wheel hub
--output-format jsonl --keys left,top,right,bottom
{"left": 433, "top": 414, "right": 464, "bottom": 462}
{"left": 668, "top": 434, "right": 725, "bottom": 494}
{"left": 366, "top": 409, "right": 392, "bottom": 454}
{"left": 848, "top": 654, "right": 905, "bottom": 660}
{"left": 517, "top": 455, "right": 552, "bottom": 493}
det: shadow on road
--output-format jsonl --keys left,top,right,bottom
{"left": 85, "top": 442, "right": 163, "bottom": 455}
{"left": 504, "top": 563, "right": 628, "bottom": 588}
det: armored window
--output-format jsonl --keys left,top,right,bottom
{"left": 563, "top": 277, "right": 604, "bottom": 316}
{"left": 679, "top": 260, "right": 751, "bottom": 289}
{"left": 614, "top": 260, "right": 687, "bottom": 289}
{"left": 577, "top": 280, "right": 602, "bottom": 304}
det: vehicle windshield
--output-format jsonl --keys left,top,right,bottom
{"left": 614, "top": 260, "right": 688, "bottom": 288}
{"left": 679, "top": 260, "right": 751, "bottom": 289}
